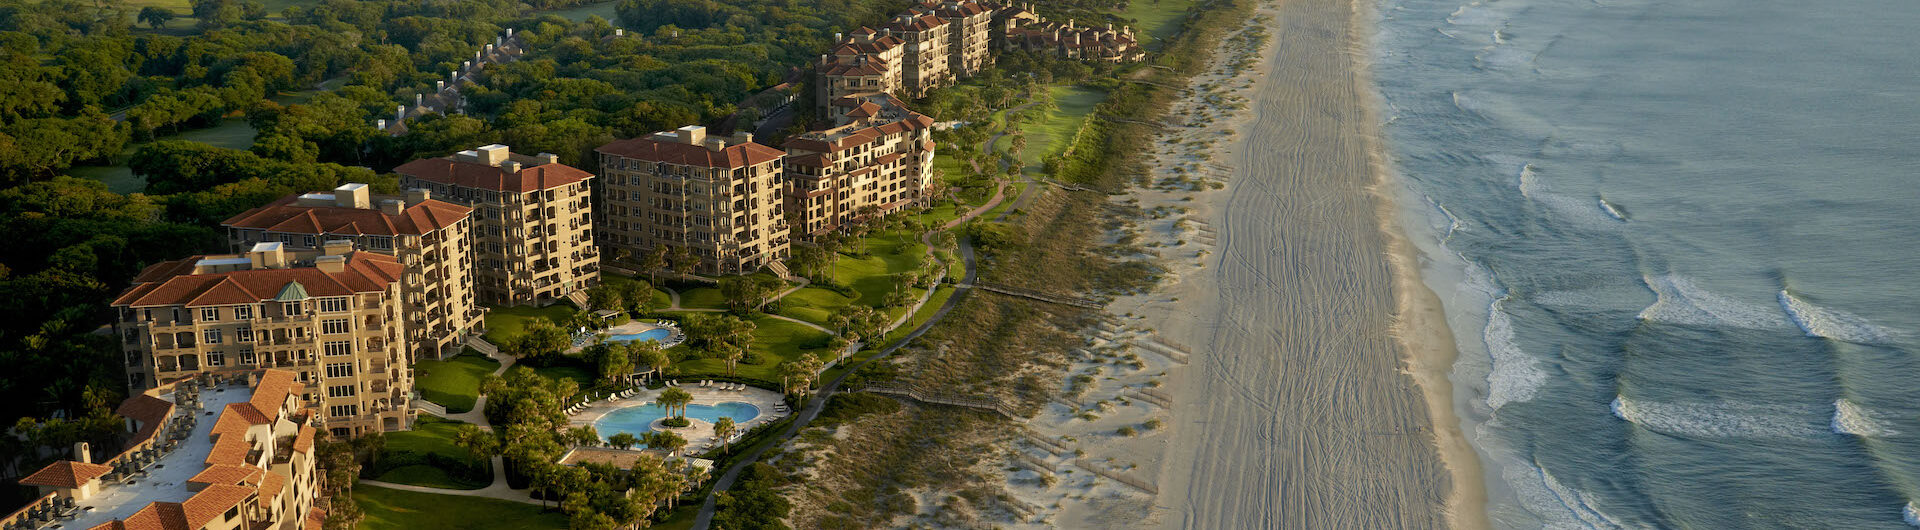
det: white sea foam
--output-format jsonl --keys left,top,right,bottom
{"left": 1778, "top": 290, "right": 1899, "bottom": 344}
{"left": 1487, "top": 426, "right": 1628, "bottom": 530}
{"left": 1611, "top": 395, "right": 1824, "bottom": 440}
{"left": 1831, "top": 399, "right": 1899, "bottom": 437}
{"left": 1637, "top": 274, "right": 1796, "bottom": 331}
{"left": 1539, "top": 466, "right": 1630, "bottom": 529}
{"left": 1485, "top": 297, "right": 1549, "bottom": 410}
{"left": 1904, "top": 502, "right": 1920, "bottom": 527}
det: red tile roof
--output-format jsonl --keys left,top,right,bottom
{"left": 292, "top": 424, "right": 316, "bottom": 454}
{"left": 257, "top": 471, "right": 289, "bottom": 509}
{"left": 187, "top": 464, "right": 263, "bottom": 487}
{"left": 395, "top": 158, "right": 593, "bottom": 193}
{"left": 305, "top": 506, "right": 326, "bottom": 528}
{"left": 597, "top": 136, "right": 785, "bottom": 169}
{"left": 19, "top": 460, "right": 112, "bottom": 488}
{"left": 112, "top": 253, "right": 402, "bottom": 308}
{"left": 103, "top": 502, "right": 189, "bottom": 530}
{"left": 887, "top": 13, "right": 948, "bottom": 31}
{"left": 117, "top": 394, "right": 175, "bottom": 448}
{"left": 222, "top": 194, "right": 470, "bottom": 236}
{"left": 205, "top": 434, "right": 253, "bottom": 466}
{"left": 249, "top": 370, "right": 297, "bottom": 421}
{"left": 182, "top": 484, "right": 254, "bottom": 529}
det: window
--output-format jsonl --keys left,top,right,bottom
{"left": 200, "top": 308, "right": 218, "bottom": 321}
{"left": 371, "top": 237, "right": 393, "bottom": 250}
{"left": 325, "top": 363, "right": 355, "bottom": 378}
{"left": 202, "top": 329, "right": 222, "bottom": 344}
{"left": 224, "top": 507, "right": 238, "bottom": 521}
{"left": 327, "top": 385, "right": 357, "bottom": 398}
{"left": 318, "top": 297, "right": 349, "bottom": 313}
{"left": 282, "top": 302, "right": 302, "bottom": 316}
{"left": 321, "top": 319, "right": 350, "bottom": 335}
{"left": 207, "top": 352, "right": 225, "bottom": 367}
{"left": 328, "top": 405, "right": 358, "bottom": 418}
{"left": 239, "top": 348, "right": 255, "bottom": 365}
{"left": 236, "top": 327, "right": 252, "bottom": 343}
{"left": 324, "top": 341, "right": 352, "bottom": 357}
{"left": 302, "top": 235, "right": 316, "bottom": 247}
{"left": 234, "top": 305, "right": 252, "bottom": 320}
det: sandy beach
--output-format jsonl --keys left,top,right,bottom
{"left": 1000, "top": 0, "right": 1488, "bottom": 526}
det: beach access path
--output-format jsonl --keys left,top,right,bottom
{"left": 1150, "top": 0, "right": 1455, "bottom": 526}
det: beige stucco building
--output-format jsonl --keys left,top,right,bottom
{"left": 595, "top": 126, "right": 791, "bottom": 275}
{"left": 396, "top": 144, "right": 600, "bottom": 307}
{"left": 997, "top": 4, "right": 1145, "bottom": 62}
{"left": 816, "top": 0, "right": 996, "bottom": 107}
{"left": 111, "top": 242, "right": 415, "bottom": 437}
{"left": 784, "top": 95, "right": 938, "bottom": 237}
{"left": 6, "top": 370, "right": 325, "bottom": 530}
{"left": 221, "top": 183, "right": 481, "bottom": 360}
{"left": 916, "top": 0, "right": 994, "bottom": 76}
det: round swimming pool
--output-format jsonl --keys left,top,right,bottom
{"left": 608, "top": 328, "right": 673, "bottom": 343}
{"left": 594, "top": 401, "right": 761, "bottom": 437}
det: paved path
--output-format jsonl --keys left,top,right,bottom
{"left": 692, "top": 237, "right": 980, "bottom": 529}
{"left": 379, "top": 336, "right": 534, "bottom": 502}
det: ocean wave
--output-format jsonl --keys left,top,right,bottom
{"left": 1598, "top": 197, "right": 1628, "bottom": 221}
{"left": 1831, "top": 399, "right": 1899, "bottom": 437}
{"left": 1778, "top": 290, "right": 1899, "bottom": 344}
{"left": 1485, "top": 297, "right": 1549, "bottom": 410}
{"left": 1904, "top": 502, "right": 1920, "bottom": 527}
{"left": 1637, "top": 274, "right": 1796, "bottom": 331}
{"left": 1611, "top": 395, "right": 1825, "bottom": 440}
{"left": 1540, "top": 466, "right": 1630, "bottom": 529}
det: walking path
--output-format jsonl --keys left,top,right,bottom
{"left": 369, "top": 336, "right": 545, "bottom": 504}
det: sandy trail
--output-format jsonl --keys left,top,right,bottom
{"left": 1147, "top": 0, "right": 1464, "bottom": 526}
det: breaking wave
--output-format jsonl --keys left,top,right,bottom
{"left": 1637, "top": 274, "right": 1795, "bottom": 331}
{"left": 1611, "top": 395, "right": 1825, "bottom": 440}
{"left": 1485, "top": 297, "right": 1549, "bottom": 410}
{"left": 1779, "top": 290, "right": 1899, "bottom": 345}
{"left": 1831, "top": 399, "right": 1899, "bottom": 437}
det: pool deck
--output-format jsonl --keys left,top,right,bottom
{"left": 570, "top": 321, "right": 685, "bottom": 353}
{"left": 569, "top": 384, "right": 789, "bottom": 452}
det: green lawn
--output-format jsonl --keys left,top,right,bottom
{"left": 671, "top": 315, "right": 831, "bottom": 384}
{"left": 601, "top": 273, "right": 673, "bottom": 310}
{"left": 375, "top": 417, "right": 491, "bottom": 490}
{"left": 675, "top": 286, "right": 726, "bottom": 310}
{"left": 413, "top": 354, "right": 499, "bottom": 413}
{"left": 775, "top": 287, "right": 854, "bottom": 326}
{"left": 355, "top": 485, "right": 565, "bottom": 529}
{"left": 1119, "top": 0, "right": 1202, "bottom": 49}
{"left": 532, "top": 356, "right": 598, "bottom": 388}
{"left": 1015, "top": 86, "right": 1108, "bottom": 171}
{"left": 883, "top": 286, "right": 955, "bottom": 347}
{"left": 482, "top": 304, "right": 576, "bottom": 344}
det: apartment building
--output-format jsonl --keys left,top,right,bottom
{"left": 222, "top": 183, "right": 481, "bottom": 360}
{"left": 595, "top": 126, "right": 791, "bottom": 275}
{"left": 396, "top": 144, "right": 600, "bottom": 307}
{"left": 784, "top": 94, "right": 938, "bottom": 237}
{"left": 914, "top": 0, "right": 994, "bottom": 76}
{"left": 5, "top": 370, "right": 324, "bottom": 530}
{"left": 996, "top": 5, "right": 1145, "bottom": 62}
{"left": 111, "top": 242, "right": 414, "bottom": 436}
{"left": 817, "top": 0, "right": 996, "bottom": 107}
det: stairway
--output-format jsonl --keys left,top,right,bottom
{"left": 765, "top": 259, "right": 794, "bottom": 281}
{"left": 564, "top": 289, "right": 591, "bottom": 309}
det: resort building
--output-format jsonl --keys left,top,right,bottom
{"left": 396, "top": 144, "right": 601, "bottom": 307}
{"left": 996, "top": 5, "right": 1145, "bottom": 62}
{"left": 817, "top": 28, "right": 905, "bottom": 107}
{"left": 595, "top": 126, "right": 791, "bottom": 275}
{"left": 3, "top": 370, "right": 324, "bottom": 530}
{"left": 885, "top": 13, "right": 954, "bottom": 97}
{"left": 784, "top": 94, "right": 938, "bottom": 237}
{"left": 221, "top": 183, "right": 482, "bottom": 360}
{"left": 111, "top": 242, "right": 415, "bottom": 436}
{"left": 914, "top": 0, "right": 995, "bottom": 76}
{"left": 816, "top": 0, "right": 998, "bottom": 107}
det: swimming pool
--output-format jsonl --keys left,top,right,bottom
{"left": 594, "top": 401, "right": 761, "bottom": 437}
{"left": 607, "top": 328, "right": 673, "bottom": 343}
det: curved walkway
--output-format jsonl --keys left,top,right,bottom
{"left": 372, "top": 336, "right": 542, "bottom": 504}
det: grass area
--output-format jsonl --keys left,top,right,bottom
{"left": 413, "top": 353, "right": 499, "bottom": 413}
{"left": 375, "top": 417, "right": 491, "bottom": 490}
{"left": 671, "top": 315, "right": 831, "bottom": 384}
{"left": 1015, "top": 86, "right": 1108, "bottom": 171}
{"left": 542, "top": 0, "right": 620, "bottom": 21}
{"left": 674, "top": 286, "right": 726, "bottom": 310}
{"left": 602, "top": 273, "right": 673, "bottom": 309}
{"left": 481, "top": 304, "right": 576, "bottom": 344}
{"left": 67, "top": 118, "right": 259, "bottom": 193}
{"left": 775, "top": 287, "right": 854, "bottom": 326}
{"left": 1119, "top": 0, "right": 1203, "bottom": 48}
{"left": 652, "top": 506, "right": 697, "bottom": 530}
{"left": 881, "top": 286, "right": 955, "bottom": 347}
{"left": 531, "top": 356, "right": 597, "bottom": 388}
{"left": 355, "top": 485, "right": 565, "bottom": 529}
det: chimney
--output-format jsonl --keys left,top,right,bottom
{"left": 536, "top": 152, "right": 560, "bottom": 165}
{"left": 494, "top": 36, "right": 503, "bottom": 47}
{"left": 376, "top": 119, "right": 387, "bottom": 130}
{"left": 379, "top": 199, "right": 404, "bottom": 216}
{"left": 475, "top": 50, "right": 482, "bottom": 62}
{"left": 249, "top": 242, "right": 287, "bottom": 269}
{"left": 485, "top": 43, "right": 494, "bottom": 54}
{"left": 502, "top": 160, "right": 522, "bottom": 173}
{"left": 477, "top": 144, "right": 510, "bottom": 166}
{"left": 334, "top": 183, "right": 370, "bottom": 209}
{"left": 314, "top": 255, "right": 346, "bottom": 273}
{"left": 506, "top": 28, "right": 513, "bottom": 37}
{"left": 322, "top": 239, "right": 354, "bottom": 256}
{"left": 437, "top": 80, "right": 446, "bottom": 92}
{"left": 405, "top": 188, "right": 431, "bottom": 205}
{"left": 415, "top": 93, "right": 424, "bottom": 106}
{"left": 450, "top": 70, "right": 458, "bottom": 83}
{"left": 615, "top": 28, "right": 624, "bottom": 37}
{"left": 463, "top": 60, "right": 473, "bottom": 72}
{"left": 74, "top": 442, "right": 91, "bottom": 464}
{"left": 704, "top": 138, "right": 727, "bottom": 152}
{"left": 732, "top": 131, "right": 755, "bottom": 145}
{"left": 675, "top": 125, "right": 707, "bottom": 145}
{"left": 396, "top": 105, "right": 405, "bottom": 123}
{"left": 1076, "top": 32, "right": 1082, "bottom": 46}
{"left": 835, "top": 32, "right": 843, "bottom": 42}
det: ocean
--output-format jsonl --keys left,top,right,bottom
{"left": 1368, "top": 0, "right": 1920, "bottom": 526}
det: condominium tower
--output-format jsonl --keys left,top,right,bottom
{"left": 595, "top": 126, "right": 791, "bottom": 275}
{"left": 221, "top": 183, "right": 481, "bottom": 360}
{"left": 396, "top": 144, "right": 600, "bottom": 307}
{"left": 784, "top": 94, "right": 938, "bottom": 236}
{"left": 111, "top": 242, "right": 414, "bottom": 436}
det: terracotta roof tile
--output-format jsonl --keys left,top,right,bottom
{"left": 110, "top": 502, "right": 189, "bottom": 530}
{"left": 597, "top": 136, "right": 785, "bottom": 168}
{"left": 395, "top": 158, "right": 593, "bottom": 193}
{"left": 305, "top": 506, "right": 326, "bottom": 528}
{"left": 222, "top": 194, "right": 470, "bottom": 237}
{"left": 205, "top": 434, "right": 252, "bottom": 466}
{"left": 19, "top": 460, "right": 113, "bottom": 488}
{"left": 187, "top": 464, "right": 263, "bottom": 487}
{"left": 114, "top": 253, "right": 402, "bottom": 308}
{"left": 182, "top": 484, "right": 254, "bottom": 529}
{"left": 248, "top": 370, "right": 297, "bottom": 421}
{"left": 258, "top": 470, "right": 289, "bottom": 508}
{"left": 292, "top": 424, "right": 316, "bottom": 454}
{"left": 116, "top": 394, "right": 175, "bottom": 447}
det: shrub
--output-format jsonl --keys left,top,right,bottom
{"left": 661, "top": 417, "right": 691, "bottom": 428}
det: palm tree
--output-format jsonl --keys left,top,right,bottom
{"left": 657, "top": 387, "right": 693, "bottom": 419}
{"left": 607, "top": 432, "right": 639, "bottom": 450}
{"left": 642, "top": 246, "right": 668, "bottom": 285}
{"left": 721, "top": 344, "right": 744, "bottom": 377}
{"left": 712, "top": 417, "right": 737, "bottom": 454}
